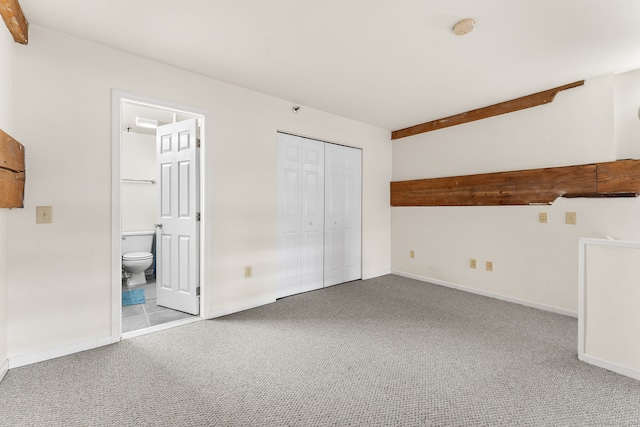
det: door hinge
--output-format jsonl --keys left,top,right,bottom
{"left": 196, "top": 138, "right": 201, "bottom": 148}
{"left": 196, "top": 286, "right": 200, "bottom": 296}
{"left": 196, "top": 212, "right": 201, "bottom": 221}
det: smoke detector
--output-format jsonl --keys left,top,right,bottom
{"left": 453, "top": 18, "right": 475, "bottom": 36}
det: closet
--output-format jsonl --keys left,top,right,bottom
{"left": 276, "top": 132, "right": 362, "bottom": 298}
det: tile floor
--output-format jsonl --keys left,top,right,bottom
{"left": 122, "top": 279, "right": 194, "bottom": 333}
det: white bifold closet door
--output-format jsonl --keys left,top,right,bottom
{"left": 324, "top": 143, "right": 362, "bottom": 287}
{"left": 276, "top": 132, "right": 362, "bottom": 299}
{"left": 277, "top": 133, "right": 325, "bottom": 298}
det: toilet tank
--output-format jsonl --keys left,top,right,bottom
{"left": 121, "top": 231, "right": 154, "bottom": 255}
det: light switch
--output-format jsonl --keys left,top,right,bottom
{"left": 36, "top": 206, "right": 53, "bottom": 224}
{"left": 566, "top": 212, "right": 576, "bottom": 225}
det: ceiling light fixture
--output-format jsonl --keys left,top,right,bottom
{"left": 453, "top": 18, "right": 475, "bottom": 36}
{"left": 135, "top": 117, "right": 158, "bottom": 129}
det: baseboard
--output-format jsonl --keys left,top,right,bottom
{"left": 579, "top": 353, "right": 640, "bottom": 381}
{"left": 204, "top": 296, "right": 275, "bottom": 319}
{"left": 362, "top": 269, "right": 391, "bottom": 280}
{"left": 391, "top": 270, "right": 578, "bottom": 318}
{"left": 0, "top": 358, "right": 8, "bottom": 383}
{"left": 9, "top": 336, "right": 113, "bottom": 369}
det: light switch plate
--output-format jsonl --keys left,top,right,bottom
{"left": 566, "top": 212, "right": 576, "bottom": 225}
{"left": 36, "top": 206, "right": 53, "bottom": 224}
{"left": 539, "top": 212, "right": 548, "bottom": 223}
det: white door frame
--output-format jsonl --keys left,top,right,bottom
{"left": 110, "top": 90, "right": 209, "bottom": 342}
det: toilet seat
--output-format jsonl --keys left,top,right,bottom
{"left": 123, "top": 252, "right": 153, "bottom": 261}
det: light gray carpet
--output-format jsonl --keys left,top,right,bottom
{"left": 1, "top": 274, "right": 639, "bottom": 426}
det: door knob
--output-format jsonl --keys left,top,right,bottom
{"left": 154, "top": 223, "right": 163, "bottom": 229}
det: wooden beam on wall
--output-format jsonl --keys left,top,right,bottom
{"left": 0, "top": 0, "right": 28, "bottom": 44}
{"left": 0, "top": 129, "right": 25, "bottom": 208}
{"left": 390, "top": 159, "right": 640, "bottom": 207}
{"left": 391, "top": 80, "right": 584, "bottom": 140}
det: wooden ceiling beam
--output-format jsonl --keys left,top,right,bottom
{"left": 390, "top": 159, "right": 640, "bottom": 207}
{"left": 0, "top": 0, "right": 28, "bottom": 44}
{"left": 0, "top": 129, "right": 25, "bottom": 208}
{"left": 391, "top": 80, "right": 584, "bottom": 140}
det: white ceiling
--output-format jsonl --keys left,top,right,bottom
{"left": 19, "top": 0, "right": 640, "bottom": 131}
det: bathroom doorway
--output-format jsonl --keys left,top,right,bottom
{"left": 111, "top": 91, "right": 208, "bottom": 339}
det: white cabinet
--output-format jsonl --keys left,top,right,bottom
{"left": 277, "top": 133, "right": 362, "bottom": 298}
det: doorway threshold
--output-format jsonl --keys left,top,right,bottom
{"left": 121, "top": 316, "right": 202, "bottom": 340}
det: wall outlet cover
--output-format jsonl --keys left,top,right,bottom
{"left": 36, "top": 206, "right": 53, "bottom": 224}
{"left": 539, "top": 212, "right": 548, "bottom": 223}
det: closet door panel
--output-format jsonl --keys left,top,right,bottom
{"left": 324, "top": 144, "right": 345, "bottom": 287}
{"left": 277, "top": 133, "right": 325, "bottom": 298}
{"left": 277, "top": 134, "right": 303, "bottom": 298}
{"left": 300, "top": 139, "right": 324, "bottom": 292}
{"left": 324, "top": 144, "right": 362, "bottom": 286}
{"left": 343, "top": 147, "right": 362, "bottom": 282}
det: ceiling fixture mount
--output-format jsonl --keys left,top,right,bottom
{"left": 453, "top": 18, "right": 475, "bottom": 36}
{"left": 135, "top": 117, "right": 158, "bottom": 129}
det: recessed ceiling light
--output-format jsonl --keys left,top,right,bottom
{"left": 135, "top": 117, "right": 158, "bottom": 129}
{"left": 453, "top": 18, "right": 475, "bottom": 36}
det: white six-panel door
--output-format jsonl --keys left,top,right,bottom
{"left": 277, "top": 133, "right": 325, "bottom": 298}
{"left": 277, "top": 133, "right": 361, "bottom": 298}
{"left": 156, "top": 118, "right": 200, "bottom": 315}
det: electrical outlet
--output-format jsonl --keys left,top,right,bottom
{"left": 486, "top": 261, "right": 493, "bottom": 272}
{"left": 244, "top": 266, "right": 252, "bottom": 278}
{"left": 410, "top": 250, "right": 415, "bottom": 258}
{"left": 470, "top": 258, "right": 477, "bottom": 269}
{"left": 36, "top": 206, "right": 53, "bottom": 224}
{"left": 566, "top": 212, "right": 576, "bottom": 225}
{"left": 539, "top": 212, "right": 548, "bottom": 223}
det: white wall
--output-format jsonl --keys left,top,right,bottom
{"left": 392, "top": 74, "right": 640, "bottom": 315}
{"left": 121, "top": 131, "right": 156, "bottom": 232}
{"left": 7, "top": 26, "right": 391, "bottom": 360}
{"left": 0, "top": 29, "right": 14, "bottom": 376}
{"left": 614, "top": 68, "right": 640, "bottom": 160}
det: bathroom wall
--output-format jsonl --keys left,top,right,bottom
{"left": 0, "top": 29, "right": 14, "bottom": 377}
{"left": 392, "top": 73, "right": 640, "bottom": 315}
{"left": 7, "top": 26, "right": 391, "bottom": 361}
{"left": 121, "top": 131, "right": 157, "bottom": 232}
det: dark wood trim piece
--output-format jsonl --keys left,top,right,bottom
{"left": 595, "top": 159, "right": 640, "bottom": 194}
{"left": 390, "top": 159, "right": 640, "bottom": 207}
{"left": 0, "top": 129, "right": 25, "bottom": 208}
{"left": 0, "top": 0, "right": 28, "bottom": 44}
{"left": 391, "top": 80, "right": 584, "bottom": 140}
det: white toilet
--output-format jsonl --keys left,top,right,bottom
{"left": 122, "top": 231, "right": 154, "bottom": 286}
